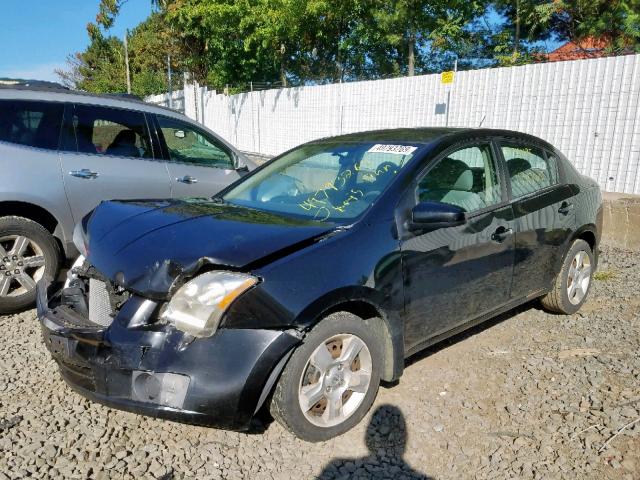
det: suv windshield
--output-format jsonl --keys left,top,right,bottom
{"left": 222, "top": 142, "right": 419, "bottom": 222}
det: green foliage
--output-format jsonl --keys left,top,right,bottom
{"left": 594, "top": 270, "right": 616, "bottom": 281}
{"left": 57, "top": 10, "right": 182, "bottom": 97}
{"left": 59, "top": 0, "right": 640, "bottom": 94}
{"left": 528, "top": 0, "right": 640, "bottom": 51}
{"left": 490, "top": 0, "right": 640, "bottom": 65}
{"left": 56, "top": 36, "right": 127, "bottom": 93}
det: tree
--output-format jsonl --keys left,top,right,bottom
{"left": 490, "top": 0, "right": 640, "bottom": 64}
{"left": 532, "top": 0, "right": 640, "bottom": 52}
{"left": 57, "top": 6, "right": 183, "bottom": 96}
{"left": 65, "top": 0, "right": 639, "bottom": 94}
{"left": 56, "top": 36, "right": 127, "bottom": 93}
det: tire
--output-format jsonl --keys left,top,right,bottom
{"left": 270, "top": 312, "right": 382, "bottom": 442}
{"left": 0, "top": 216, "right": 60, "bottom": 314}
{"left": 541, "top": 239, "right": 594, "bottom": 314}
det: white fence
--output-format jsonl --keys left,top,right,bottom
{"left": 148, "top": 54, "right": 640, "bottom": 194}
{"left": 146, "top": 90, "right": 186, "bottom": 114}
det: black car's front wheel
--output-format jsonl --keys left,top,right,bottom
{"left": 270, "top": 312, "right": 382, "bottom": 442}
{"left": 541, "top": 239, "right": 594, "bottom": 314}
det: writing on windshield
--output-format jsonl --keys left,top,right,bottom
{"left": 222, "top": 142, "right": 419, "bottom": 222}
{"left": 298, "top": 162, "right": 398, "bottom": 221}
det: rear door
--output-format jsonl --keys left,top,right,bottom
{"left": 498, "top": 140, "right": 576, "bottom": 299}
{"left": 155, "top": 115, "right": 242, "bottom": 198}
{"left": 59, "top": 103, "right": 172, "bottom": 223}
{"left": 400, "top": 140, "right": 516, "bottom": 351}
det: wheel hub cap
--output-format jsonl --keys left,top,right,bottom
{"left": 567, "top": 250, "right": 592, "bottom": 305}
{"left": 0, "top": 235, "right": 46, "bottom": 298}
{"left": 298, "top": 333, "right": 372, "bottom": 428}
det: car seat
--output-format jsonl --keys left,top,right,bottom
{"left": 420, "top": 158, "right": 484, "bottom": 212}
{"left": 106, "top": 130, "right": 140, "bottom": 157}
{"left": 508, "top": 157, "right": 549, "bottom": 197}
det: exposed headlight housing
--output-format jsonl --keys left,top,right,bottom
{"left": 64, "top": 255, "right": 86, "bottom": 289}
{"left": 161, "top": 271, "right": 258, "bottom": 338}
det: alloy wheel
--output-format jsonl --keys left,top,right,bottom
{"left": 0, "top": 235, "right": 46, "bottom": 298}
{"left": 298, "top": 333, "right": 372, "bottom": 428}
{"left": 567, "top": 250, "right": 591, "bottom": 305}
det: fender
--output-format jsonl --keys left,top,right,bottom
{"left": 0, "top": 197, "right": 74, "bottom": 253}
{"left": 294, "top": 286, "right": 405, "bottom": 382}
{"left": 550, "top": 223, "right": 598, "bottom": 283}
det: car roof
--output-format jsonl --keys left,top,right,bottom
{"left": 310, "top": 127, "right": 556, "bottom": 151}
{"left": 0, "top": 84, "right": 185, "bottom": 120}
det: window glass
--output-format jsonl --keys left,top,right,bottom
{"left": 0, "top": 100, "right": 63, "bottom": 150}
{"left": 501, "top": 143, "right": 558, "bottom": 198}
{"left": 158, "top": 116, "right": 234, "bottom": 169}
{"left": 417, "top": 144, "right": 501, "bottom": 213}
{"left": 66, "top": 104, "right": 153, "bottom": 158}
{"left": 223, "top": 142, "right": 417, "bottom": 222}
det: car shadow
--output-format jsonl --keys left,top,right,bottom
{"left": 403, "top": 299, "right": 540, "bottom": 370}
{"left": 317, "top": 404, "right": 433, "bottom": 479}
{"left": 251, "top": 301, "right": 542, "bottom": 434}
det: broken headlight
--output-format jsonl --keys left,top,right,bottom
{"left": 161, "top": 271, "right": 258, "bottom": 338}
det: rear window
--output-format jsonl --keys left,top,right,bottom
{"left": 0, "top": 100, "right": 64, "bottom": 150}
{"left": 501, "top": 143, "right": 559, "bottom": 198}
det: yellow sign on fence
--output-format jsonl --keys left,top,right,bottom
{"left": 441, "top": 71, "right": 455, "bottom": 85}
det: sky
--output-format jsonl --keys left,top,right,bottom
{"left": 0, "top": 1, "right": 152, "bottom": 82}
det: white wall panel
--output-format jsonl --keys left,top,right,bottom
{"left": 147, "top": 54, "right": 640, "bottom": 194}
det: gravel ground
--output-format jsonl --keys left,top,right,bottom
{"left": 1, "top": 246, "right": 638, "bottom": 479}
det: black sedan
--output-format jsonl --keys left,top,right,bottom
{"left": 38, "top": 128, "right": 602, "bottom": 441}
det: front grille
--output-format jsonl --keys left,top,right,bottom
{"left": 89, "top": 278, "right": 114, "bottom": 327}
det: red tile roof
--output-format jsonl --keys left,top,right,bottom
{"left": 546, "top": 37, "right": 610, "bottom": 62}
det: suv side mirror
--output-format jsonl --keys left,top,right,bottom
{"left": 408, "top": 201, "right": 466, "bottom": 232}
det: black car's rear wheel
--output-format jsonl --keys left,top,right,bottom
{"left": 541, "top": 239, "right": 594, "bottom": 314}
{"left": 270, "top": 312, "right": 382, "bottom": 442}
{"left": 0, "top": 216, "right": 60, "bottom": 314}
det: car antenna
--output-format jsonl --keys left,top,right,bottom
{"left": 478, "top": 114, "right": 486, "bottom": 127}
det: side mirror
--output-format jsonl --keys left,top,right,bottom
{"left": 408, "top": 201, "right": 466, "bottom": 232}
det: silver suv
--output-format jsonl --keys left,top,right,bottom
{"left": 0, "top": 83, "right": 255, "bottom": 314}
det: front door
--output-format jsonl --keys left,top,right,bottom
{"left": 155, "top": 115, "right": 242, "bottom": 198}
{"left": 400, "top": 141, "right": 515, "bottom": 353}
{"left": 59, "top": 103, "right": 172, "bottom": 223}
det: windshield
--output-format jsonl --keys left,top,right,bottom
{"left": 222, "top": 142, "right": 419, "bottom": 222}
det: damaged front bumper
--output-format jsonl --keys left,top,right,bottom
{"left": 37, "top": 281, "right": 301, "bottom": 431}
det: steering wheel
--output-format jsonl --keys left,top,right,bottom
{"left": 252, "top": 174, "right": 307, "bottom": 202}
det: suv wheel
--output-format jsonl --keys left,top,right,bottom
{"left": 0, "top": 216, "right": 60, "bottom": 314}
{"left": 270, "top": 312, "right": 382, "bottom": 442}
{"left": 541, "top": 239, "right": 594, "bottom": 314}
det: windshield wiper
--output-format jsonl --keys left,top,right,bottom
{"left": 210, "top": 196, "right": 225, "bottom": 204}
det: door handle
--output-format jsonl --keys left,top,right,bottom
{"left": 69, "top": 169, "right": 99, "bottom": 179}
{"left": 558, "top": 202, "right": 574, "bottom": 215}
{"left": 491, "top": 226, "right": 513, "bottom": 242}
{"left": 177, "top": 175, "right": 198, "bottom": 184}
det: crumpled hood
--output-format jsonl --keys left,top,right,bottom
{"left": 84, "top": 198, "right": 335, "bottom": 299}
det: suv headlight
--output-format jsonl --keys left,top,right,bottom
{"left": 72, "top": 222, "right": 88, "bottom": 257}
{"left": 161, "top": 271, "right": 258, "bottom": 338}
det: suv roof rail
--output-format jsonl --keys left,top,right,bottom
{"left": 0, "top": 78, "right": 69, "bottom": 90}
{"left": 0, "top": 81, "right": 180, "bottom": 114}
